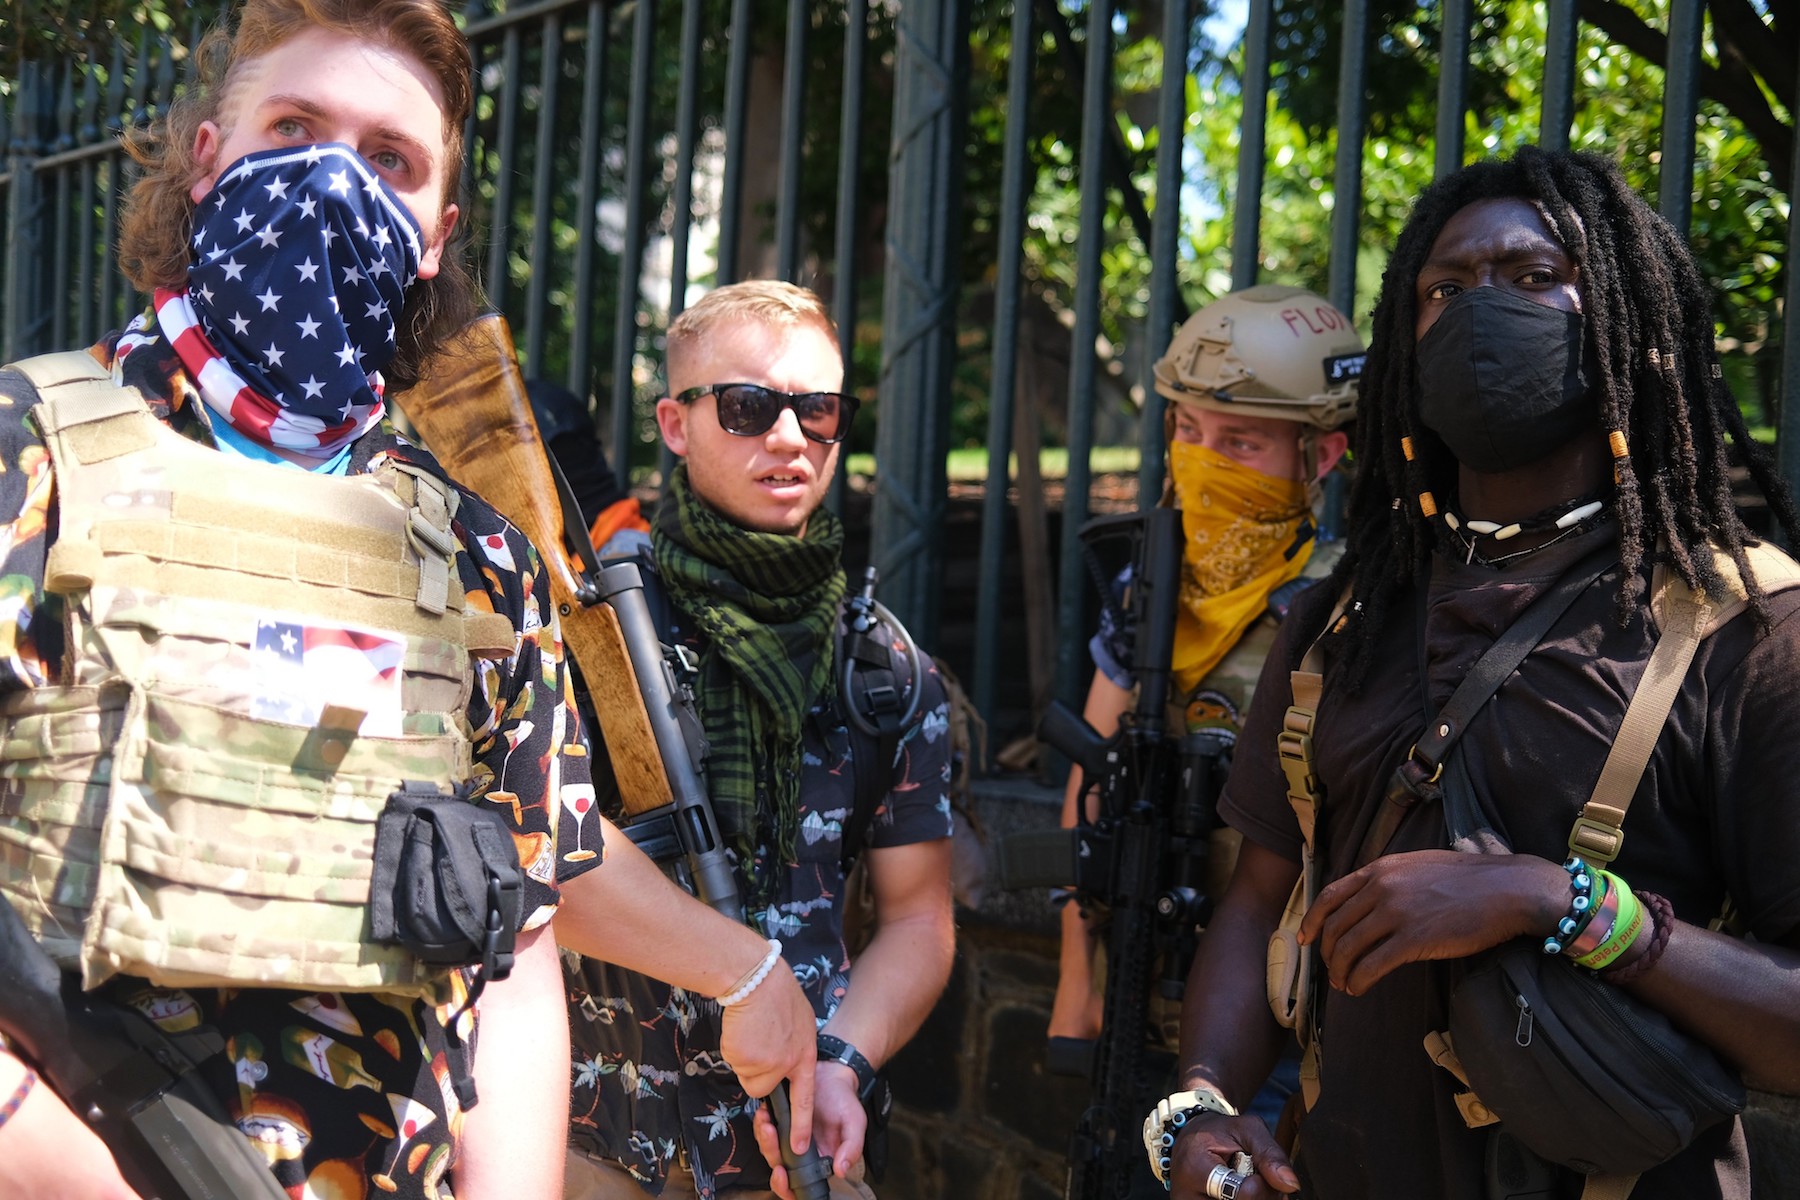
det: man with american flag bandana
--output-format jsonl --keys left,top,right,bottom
{"left": 0, "top": 3, "right": 816, "bottom": 1199}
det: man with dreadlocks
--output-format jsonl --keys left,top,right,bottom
{"left": 562, "top": 280, "right": 956, "bottom": 1200}
{"left": 1153, "top": 146, "right": 1800, "bottom": 1200}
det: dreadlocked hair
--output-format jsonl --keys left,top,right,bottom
{"left": 1320, "top": 145, "right": 1799, "bottom": 689}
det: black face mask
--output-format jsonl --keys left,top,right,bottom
{"left": 1414, "top": 287, "right": 1594, "bottom": 473}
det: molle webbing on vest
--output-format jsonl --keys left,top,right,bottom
{"left": 0, "top": 352, "right": 512, "bottom": 998}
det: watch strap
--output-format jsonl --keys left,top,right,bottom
{"left": 816, "top": 1033, "right": 878, "bottom": 1101}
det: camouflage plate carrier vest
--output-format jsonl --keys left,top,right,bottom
{"left": 0, "top": 352, "right": 516, "bottom": 998}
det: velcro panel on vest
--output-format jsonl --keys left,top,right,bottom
{"left": 0, "top": 688, "right": 126, "bottom": 968}
{"left": 82, "top": 586, "right": 473, "bottom": 739}
{"left": 83, "top": 689, "right": 471, "bottom": 998}
{"left": 95, "top": 520, "right": 450, "bottom": 605}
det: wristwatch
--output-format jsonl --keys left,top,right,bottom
{"left": 816, "top": 1033, "right": 879, "bottom": 1102}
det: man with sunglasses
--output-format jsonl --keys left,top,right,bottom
{"left": 563, "top": 280, "right": 956, "bottom": 1200}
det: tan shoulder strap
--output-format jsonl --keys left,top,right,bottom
{"left": 1275, "top": 590, "right": 1349, "bottom": 852}
{"left": 1568, "top": 577, "right": 1711, "bottom": 866}
{"left": 8, "top": 349, "right": 112, "bottom": 392}
{"left": 1577, "top": 540, "right": 1800, "bottom": 865}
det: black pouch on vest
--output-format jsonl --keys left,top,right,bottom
{"left": 1439, "top": 757, "right": 1744, "bottom": 1178}
{"left": 370, "top": 780, "right": 523, "bottom": 979}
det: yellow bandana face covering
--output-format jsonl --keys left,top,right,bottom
{"left": 1166, "top": 440, "right": 1313, "bottom": 694}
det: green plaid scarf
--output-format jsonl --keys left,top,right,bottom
{"left": 652, "top": 464, "right": 846, "bottom": 900}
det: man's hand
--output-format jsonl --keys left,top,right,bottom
{"left": 1298, "top": 848, "right": 1568, "bottom": 995}
{"left": 720, "top": 960, "right": 817, "bottom": 1152}
{"left": 749, "top": 1063, "right": 867, "bottom": 1200}
{"left": 0, "top": 1054, "right": 143, "bottom": 1200}
{"left": 806, "top": 1062, "right": 867, "bottom": 1180}
{"left": 1166, "top": 1112, "right": 1298, "bottom": 1199}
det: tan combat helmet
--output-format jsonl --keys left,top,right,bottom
{"left": 1152, "top": 284, "right": 1364, "bottom": 431}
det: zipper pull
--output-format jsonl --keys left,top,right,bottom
{"left": 1514, "top": 993, "right": 1534, "bottom": 1047}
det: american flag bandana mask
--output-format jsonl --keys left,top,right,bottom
{"left": 182, "top": 143, "right": 424, "bottom": 451}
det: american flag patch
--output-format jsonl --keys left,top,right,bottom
{"left": 251, "top": 618, "right": 405, "bottom": 736}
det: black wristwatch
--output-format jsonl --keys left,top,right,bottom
{"left": 816, "top": 1033, "right": 879, "bottom": 1102}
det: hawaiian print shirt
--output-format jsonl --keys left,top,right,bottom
{"left": 566, "top": 603, "right": 953, "bottom": 1197}
{"left": 0, "top": 324, "right": 606, "bottom": 1200}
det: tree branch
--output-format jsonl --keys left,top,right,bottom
{"left": 1578, "top": 0, "right": 1792, "bottom": 191}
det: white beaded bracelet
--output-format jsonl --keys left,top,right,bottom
{"left": 717, "top": 938, "right": 784, "bottom": 1007}
{"left": 1142, "top": 1087, "right": 1238, "bottom": 1187}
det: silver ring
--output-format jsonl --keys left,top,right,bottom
{"left": 1205, "top": 1164, "right": 1249, "bottom": 1200}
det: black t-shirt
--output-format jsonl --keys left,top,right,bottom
{"left": 1221, "top": 524, "right": 1800, "bottom": 1199}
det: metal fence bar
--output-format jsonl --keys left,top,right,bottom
{"left": 669, "top": 0, "right": 703, "bottom": 323}
{"left": 608, "top": 0, "right": 655, "bottom": 467}
{"left": 485, "top": 26, "right": 524, "bottom": 317}
{"left": 523, "top": 13, "right": 565, "bottom": 375}
{"left": 776, "top": 0, "right": 809, "bottom": 281}
{"left": 1138, "top": 0, "right": 1191, "bottom": 506}
{"left": 973, "top": 0, "right": 1036, "bottom": 725}
{"left": 871, "top": 0, "right": 969, "bottom": 644}
{"left": 50, "top": 70, "right": 75, "bottom": 352}
{"left": 828, "top": 0, "right": 869, "bottom": 516}
{"left": 1435, "top": 0, "right": 1472, "bottom": 179}
{"left": 1327, "top": 0, "right": 1368, "bottom": 321}
{"left": 661, "top": 0, "right": 705, "bottom": 484}
{"left": 1780, "top": 46, "right": 1800, "bottom": 513}
{"left": 98, "top": 44, "right": 127, "bottom": 338}
{"left": 1658, "top": 0, "right": 1704, "bottom": 238}
{"left": 1540, "top": 0, "right": 1580, "bottom": 152}
{"left": 76, "top": 65, "right": 101, "bottom": 347}
{"left": 566, "top": 0, "right": 609, "bottom": 401}
{"left": 1230, "top": 0, "right": 1274, "bottom": 290}
{"left": 1053, "top": 0, "right": 1113, "bottom": 709}
{"left": 716, "top": 0, "right": 753, "bottom": 285}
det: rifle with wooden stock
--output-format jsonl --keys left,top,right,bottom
{"left": 397, "top": 313, "right": 834, "bottom": 1200}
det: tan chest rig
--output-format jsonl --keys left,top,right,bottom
{"left": 0, "top": 352, "right": 515, "bottom": 998}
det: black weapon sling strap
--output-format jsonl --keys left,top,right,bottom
{"left": 838, "top": 622, "right": 906, "bottom": 870}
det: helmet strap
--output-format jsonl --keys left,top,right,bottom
{"left": 1300, "top": 429, "right": 1325, "bottom": 513}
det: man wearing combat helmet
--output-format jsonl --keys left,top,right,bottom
{"left": 1049, "top": 285, "right": 1362, "bottom": 1105}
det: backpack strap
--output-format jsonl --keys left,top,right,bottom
{"left": 837, "top": 582, "right": 919, "bottom": 869}
{"left": 1574, "top": 540, "right": 1800, "bottom": 867}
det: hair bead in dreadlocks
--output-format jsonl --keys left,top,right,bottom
{"left": 1608, "top": 429, "right": 1631, "bottom": 486}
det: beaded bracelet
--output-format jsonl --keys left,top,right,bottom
{"left": 1604, "top": 890, "right": 1673, "bottom": 985}
{"left": 1574, "top": 876, "right": 1644, "bottom": 971}
{"left": 717, "top": 938, "right": 784, "bottom": 1007}
{"left": 1542, "top": 856, "right": 1598, "bottom": 954}
{"left": 1142, "top": 1087, "right": 1237, "bottom": 1188}
{"left": 1563, "top": 873, "right": 1619, "bottom": 959}
{"left": 0, "top": 1068, "right": 35, "bottom": 1134}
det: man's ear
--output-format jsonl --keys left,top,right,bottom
{"left": 655, "top": 396, "right": 689, "bottom": 456}
{"left": 188, "top": 120, "right": 224, "bottom": 204}
{"left": 417, "top": 203, "right": 459, "bottom": 281}
{"left": 1314, "top": 429, "right": 1350, "bottom": 480}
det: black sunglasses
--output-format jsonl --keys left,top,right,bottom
{"left": 674, "top": 383, "right": 859, "bottom": 445}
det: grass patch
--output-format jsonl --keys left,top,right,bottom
{"left": 845, "top": 445, "right": 1141, "bottom": 482}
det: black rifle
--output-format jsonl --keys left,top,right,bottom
{"left": 588, "top": 557, "right": 836, "bottom": 1200}
{"left": 995, "top": 507, "right": 1229, "bottom": 1200}
{"left": 0, "top": 899, "right": 288, "bottom": 1200}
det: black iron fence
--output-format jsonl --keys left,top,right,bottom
{"left": 3, "top": 0, "right": 1796, "bottom": 750}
